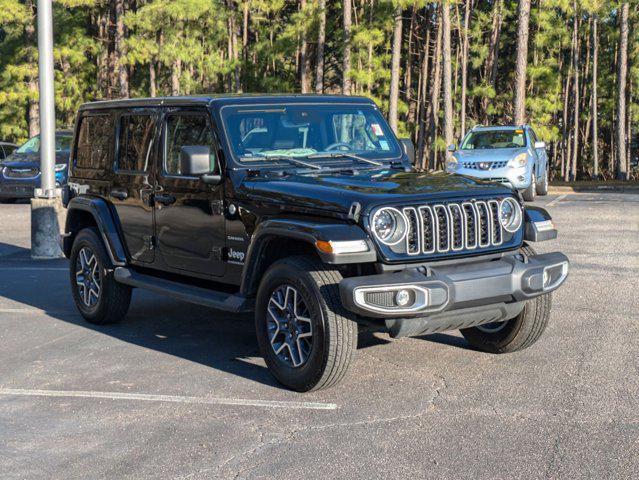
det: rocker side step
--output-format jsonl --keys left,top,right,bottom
{"left": 114, "top": 267, "right": 251, "bottom": 313}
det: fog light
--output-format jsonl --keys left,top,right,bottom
{"left": 395, "top": 289, "right": 411, "bottom": 307}
{"left": 542, "top": 262, "right": 569, "bottom": 291}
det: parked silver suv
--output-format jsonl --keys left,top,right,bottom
{"left": 445, "top": 125, "right": 549, "bottom": 201}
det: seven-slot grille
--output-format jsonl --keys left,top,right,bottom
{"left": 401, "top": 200, "right": 504, "bottom": 256}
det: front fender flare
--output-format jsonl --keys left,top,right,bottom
{"left": 240, "top": 219, "right": 376, "bottom": 296}
{"left": 524, "top": 206, "right": 557, "bottom": 242}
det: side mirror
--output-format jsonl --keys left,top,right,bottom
{"left": 180, "top": 145, "right": 222, "bottom": 184}
{"left": 399, "top": 138, "right": 415, "bottom": 165}
{"left": 180, "top": 145, "right": 212, "bottom": 175}
{"left": 534, "top": 141, "right": 546, "bottom": 149}
{"left": 446, "top": 144, "right": 457, "bottom": 152}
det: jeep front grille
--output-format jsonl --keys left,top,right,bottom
{"left": 402, "top": 200, "right": 504, "bottom": 256}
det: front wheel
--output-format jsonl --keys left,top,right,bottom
{"left": 460, "top": 245, "right": 551, "bottom": 353}
{"left": 522, "top": 171, "right": 537, "bottom": 202}
{"left": 255, "top": 255, "right": 358, "bottom": 392}
{"left": 536, "top": 166, "right": 549, "bottom": 196}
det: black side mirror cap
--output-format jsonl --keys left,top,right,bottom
{"left": 180, "top": 145, "right": 213, "bottom": 176}
{"left": 399, "top": 138, "right": 415, "bottom": 165}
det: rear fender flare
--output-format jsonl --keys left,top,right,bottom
{"left": 64, "top": 196, "right": 127, "bottom": 265}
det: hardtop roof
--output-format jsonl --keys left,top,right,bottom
{"left": 78, "top": 94, "right": 377, "bottom": 111}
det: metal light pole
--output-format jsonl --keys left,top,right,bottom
{"left": 31, "top": 0, "right": 63, "bottom": 259}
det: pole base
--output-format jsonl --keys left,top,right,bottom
{"left": 30, "top": 197, "right": 65, "bottom": 259}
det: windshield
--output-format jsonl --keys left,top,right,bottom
{"left": 15, "top": 134, "right": 72, "bottom": 154}
{"left": 461, "top": 129, "right": 527, "bottom": 150}
{"left": 221, "top": 104, "right": 401, "bottom": 165}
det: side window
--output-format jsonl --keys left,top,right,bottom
{"left": 529, "top": 129, "right": 538, "bottom": 145}
{"left": 164, "top": 113, "right": 216, "bottom": 176}
{"left": 0, "top": 146, "right": 5, "bottom": 160}
{"left": 76, "top": 114, "right": 114, "bottom": 169}
{"left": 118, "top": 114, "right": 155, "bottom": 172}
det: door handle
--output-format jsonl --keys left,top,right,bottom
{"left": 154, "top": 193, "right": 176, "bottom": 206}
{"left": 110, "top": 189, "right": 128, "bottom": 200}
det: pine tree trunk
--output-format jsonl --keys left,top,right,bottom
{"left": 172, "top": 59, "right": 181, "bottom": 96}
{"left": 114, "top": 0, "right": 129, "bottom": 98}
{"left": 513, "top": 0, "right": 531, "bottom": 124}
{"left": 342, "top": 0, "right": 352, "bottom": 95}
{"left": 299, "top": 0, "right": 309, "bottom": 93}
{"left": 483, "top": 0, "right": 502, "bottom": 123}
{"left": 388, "top": 4, "right": 403, "bottom": 133}
{"left": 616, "top": 2, "right": 629, "bottom": 180}
{"left": 315, "top": 0, "right": 326, "bottom": 93}
{"left": 416, "top": 20, "right": 431, "bottom": 167}
{"left": 97, "top": 11, "right": 109, "bottom": 96}
{"left": 25, "top": 7, "right": 39, "bottom": 137}
{"left": 591, "top": 15, "right": 598, "bottom": 179}
{"left": 460, "top": 0, "right": 472, "bottom": 136}
{"left": 442, "top": 0, "right": 453, "bottom": 155}
{"left": 149, "top": 62, "right": 157, "bottom": 98}
{"left": 428, "top": 13, "right": 443, "bottom": 170}
{"left": 570, "top": 7, "right": 580, "bottom": 181}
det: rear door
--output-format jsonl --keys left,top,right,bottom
{"left": 109, "top": 109, "right": 158, "bottom": 264}
{"left": 153, "top": 107, "right": 225, "bottom": 277}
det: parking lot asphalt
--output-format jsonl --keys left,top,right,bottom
{"left": 0, "top": 192, "right": 638, "bottom": 479}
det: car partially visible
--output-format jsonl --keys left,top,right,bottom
{"left": 0, "top": 132, "right": 72, "bottom": 203}
{"left": 445, "top": 125, "right": 549, "bottom": 201}
{"left": 0, "top": 142, "right": 18, "bottom": 161}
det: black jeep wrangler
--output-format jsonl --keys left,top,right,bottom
{"left": 62, "top": 95, "right": 569, "bottom": 391}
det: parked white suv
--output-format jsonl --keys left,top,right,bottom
{"left": 445, "top": 125, "right": 549, "bottom": 201}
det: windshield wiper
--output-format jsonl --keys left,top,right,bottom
{"left": 306, "top": 152, "right": 383, "bottom": 166}
{"left": 239, "top": 154, "right": 321, "bottom": 170}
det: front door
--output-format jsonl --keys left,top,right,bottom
{"left": 109, "top": 110, "right": 158, "bottom": 264}
{"left": 153, "top": 108, "right": 225, "bottom": 277}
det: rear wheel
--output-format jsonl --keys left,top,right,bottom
{"left": 460, "top": 245, "right": 551, "bottom": 353}
{"left": 255, "top": 255, "right": 357, "bottom": 392}
{"left": 69, "top": 227, "right": 131, "bottom": 325}
{"left": 522, "top": 171, "right": 537, "bottom": 202}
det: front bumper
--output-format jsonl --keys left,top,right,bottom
{"left": 0, "top": 173, "right": 67, "bottom": 199}
{"left": 339, "top": 251, "right": 569, "bottom": 336}
{"left": 448, "top": 165, "right": 531, "bottom": 190}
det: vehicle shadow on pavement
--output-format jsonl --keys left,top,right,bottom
{"left": 0, "top": 265, "right": 289, "bottom": 389}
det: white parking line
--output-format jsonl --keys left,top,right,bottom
{"left": 546, "top": 194, "right": 568, "bottom": 207}
{"left": 0, "top": 388, "right": 338, "bottom": 411}
{"left": 0, "top": 267, "right": 67, "bottom": 271}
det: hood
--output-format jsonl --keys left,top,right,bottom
{"left": 237, "top": 168, "right": 514, "bottom": 215}
{"left": 453, "top": 147, "right": 527, "bottom": 163}
{"left": 2, "top": 151, "right": 70, "bottom": 168}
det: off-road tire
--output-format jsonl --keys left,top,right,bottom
{"left": 522, "top": 172, "right": 537, "bottom": 202}
{"left": 460, "top": 245, "right": 551, "bottom": 353}
{"left": 536, "top": 166, "right": 549, "bottom": 196}
{"left": 255, "top": 255, "right": 358, "bottom": 392}
{"left": 70, "top": 227, "right": 131, "bottom": 325}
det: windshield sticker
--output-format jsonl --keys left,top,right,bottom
{"left": 379, "top": 140, "right": 390, "bottom": 150}
{"left": 371, "top": 123, "right": 384, "bottom": 136}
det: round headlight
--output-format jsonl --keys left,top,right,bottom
{"left": 372, "top": 207, "right": 407, "bottom": 246}
{"left": 499, "top": 198, "right": 523, "bottom": 233}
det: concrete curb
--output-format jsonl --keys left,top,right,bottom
{"left": 548, "top": 184, "right": 639, "bottom": 193}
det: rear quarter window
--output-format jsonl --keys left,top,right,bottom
{"left": 117, "top": 114, "right": 155, "bottom": 173}
{"left": 76, "top": 114, "right": 114, "bottom": 169}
